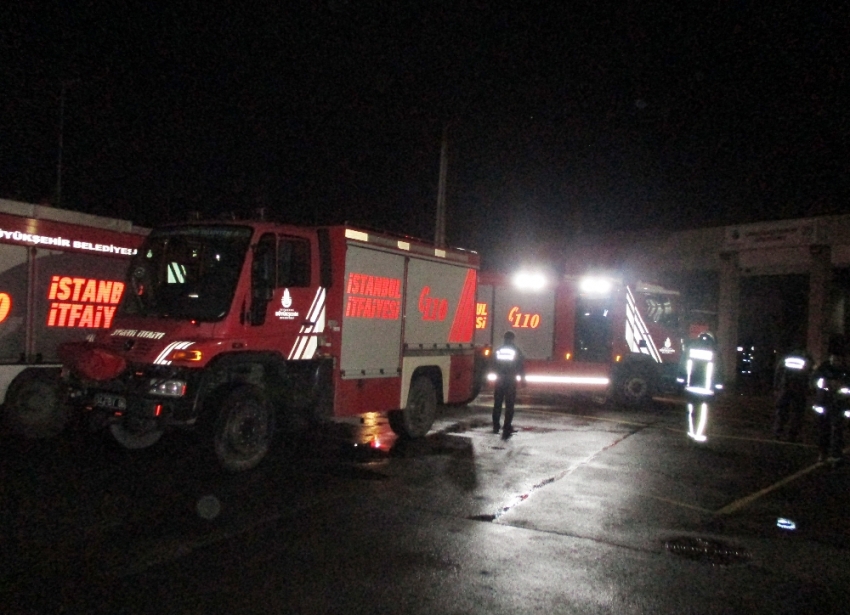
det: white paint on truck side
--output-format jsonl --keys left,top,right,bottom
{"left": 339, "top": 245, "right": 405, "bottom": 379}
{"left": 400, "top": 355, "right": 451, "bottom": 408}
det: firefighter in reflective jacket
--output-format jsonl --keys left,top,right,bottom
{"left": 772, "top": 349, "right": 813, "bottom": 442}
{"left": 492, "top": 331, "right": 525, "bottom": 437}
{"left": 679, "top": 332, "right": 723, "bottom": 398}
{"left": 811, "top": 337, "right": 850, "bottom": 464}
{"left": 678, "top": 332, "right": 723, "bottom": 444}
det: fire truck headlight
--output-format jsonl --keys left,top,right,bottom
{"left": 149, "top": 379, "right": 187, "bottom": 397}
{"left": 579, "top": 276, "right": 612, "bottom": 295}
{"left": 513, "top": 271, "right": 547, "bottom": 291}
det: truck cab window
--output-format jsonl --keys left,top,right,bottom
{"left": 278, "top": 237, "right": 311, "bottom": 287}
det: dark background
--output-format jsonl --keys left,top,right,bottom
{"left": 1, "top": 1, "right": 847, "bottom": 268}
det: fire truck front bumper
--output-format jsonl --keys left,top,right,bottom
{"left": 66, "top": 367, "right": 202, "bottom": 431}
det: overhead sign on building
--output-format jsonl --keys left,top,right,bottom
{"left": 724, "top": 219, "right": 819, "bottom": 250}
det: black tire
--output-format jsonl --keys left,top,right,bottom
{"left": 390, "top": 376, "right": 437, "bottom": 439}
{"left": 213, "top": 385, "right": 275, "bottom": 472}
{"left": 109, "top": 420, "right": 164, "bottom": 449}
{"left": 614, "top": 365, "right": 655, "bottom": 407}
{"left": 3, "top": 371, "right": 69, "bottom": 439}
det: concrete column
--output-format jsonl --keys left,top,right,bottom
{"left": 807, "top": 244, "right": 831, "bottom": 363}
{"left": 717, "top": 252, "right": 740, "bottom": 386}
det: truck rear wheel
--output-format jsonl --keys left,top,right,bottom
{"left": 3, "top": 370, "right": 69, "bottom": 439}
{"left": 213, "top": 385, "right": 275, "bottom": 472}
{"left": 614, "top": 366, "right": 655, "bottom": 407}
{"left": 390, "top": 376, "right": 437, "bottom": 439}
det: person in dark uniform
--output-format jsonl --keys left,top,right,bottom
{"left": 811, "top": 337, "right": 850, "bottom": 464}
{"left": 492, "top": 330, "right": 525, "bottom": 438}
{"left": 772, "top": 349, "right": 813, "bottom": 442}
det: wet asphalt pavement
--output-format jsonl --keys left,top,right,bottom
{"left": 1, "top": 392, "right": 849, "bottom": 614}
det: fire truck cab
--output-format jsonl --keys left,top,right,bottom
{"left": 475, "top": 270, "right": 684, "bottom": 405}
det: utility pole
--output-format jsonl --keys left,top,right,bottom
{"left": 55, "top": 82, "right": 66, "bottom": 208}
{"left": 434, "top": 124, "right": 448, "bottom": 248}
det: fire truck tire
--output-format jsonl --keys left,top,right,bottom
{"left": 109, "top": 421, "right": 164, "bottom": 449}
{"left": 614, "top": 366, "right": 655, "bottom": 407}
{"left": 3, "top": 371, "right": 69, "bottom": 439}
{"left": 213, "top": 385, "right": 275, "bottom": 472}
{"left": 390, "top": 376, "right": 437, "bottom": 439}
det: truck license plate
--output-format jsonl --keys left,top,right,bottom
{"left": 94, "top": 393, "right": 127, "bottom": 411}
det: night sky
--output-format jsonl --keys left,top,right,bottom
{"left": 1, "top": 2, "right": 847, "bottom": 268}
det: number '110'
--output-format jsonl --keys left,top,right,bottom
{"left": 507, "top": 306, "right": 541, "bottom": 329}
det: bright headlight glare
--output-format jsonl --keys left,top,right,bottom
{"left": 579, "top": 276, "right": 612, "bottom": 295}
{"left": 149, "top": 379, "right": 187, "bottom": 397}
{"left": 513, "top": 272, "right": 546, "bottom": 291}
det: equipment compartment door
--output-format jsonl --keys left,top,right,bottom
{"left": 340, "top": 246, "right": 405, "bottom": 379}
{"left": 493, "top": 286, "right": 556, "bottom": 360}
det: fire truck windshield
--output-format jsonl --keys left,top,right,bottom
{"left": 121, "top": 225, "right": 253, "bottom": 322}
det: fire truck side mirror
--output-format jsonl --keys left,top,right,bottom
{"left": 249, "top": 235, "right": 276, "bottom": 326}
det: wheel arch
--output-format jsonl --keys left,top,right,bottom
{"left": 400, "top": 357, "right": 446, "bottom": 407}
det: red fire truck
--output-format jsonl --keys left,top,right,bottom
{"left": 0, "top": 198, "right": 147, "bottom": 437}
{"left": 60, "top": 220, "right": 479, "bottom": 470}
{"left": 474, "top": 270, "right": 684, "bottom": 405}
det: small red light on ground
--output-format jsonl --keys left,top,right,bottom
{"left": 154, "top": 404, "right": 163, "bottom": 417}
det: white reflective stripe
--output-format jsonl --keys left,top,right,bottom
{"left": 288, "top": 287, "right": 327, "bottom": 360}
{"left": 495, "top": 348, "right": 516, "bottom": 361}
{"left": 167, "top": 262, "right": 186, "bottom": 284}
{"left": 154, "top": 341, "right": 194, "bottom": 365}
{"left": 689, "top": 348, "right": 714, "bottom": 361}
{"left": 525, "top": 374, "right": 609, "bottom": 386}
{"left": 784, "top": 357, "right": 806, "bottom": 370}
{"left": 625, "top": 287, "right": 662, "bottom": 363}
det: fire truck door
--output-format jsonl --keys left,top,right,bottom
{"left": 249, "top": 233, "right": 323, "bottom": 359}
{"left": 574, "top": 293, "right": 613, "bottom": 363}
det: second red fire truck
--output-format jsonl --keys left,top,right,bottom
{"left": 60, "top": 219, "right": 479, "bottom": 470}
{"left": 0, "top": 198, "right": 147, "bottom": 437}
{"left": 474, "top": 270, "right": 684, "bottom": 405}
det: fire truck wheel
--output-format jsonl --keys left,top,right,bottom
{"left": 4, "top": 371, "right": 69, "bottom": 439}
{"left": 615, "top": 366, "right": 655, "bottom": 407}
{"left": 109, "top": 420, "right": 164, "bottom": 449}
{"left": 213, "top": 385, "right": 275, "bottom": 472}
{"left": 390, "top": 376, "right": 437, "bottom": 439}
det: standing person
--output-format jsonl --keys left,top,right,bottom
{"left": 772, "top": 349, "right": 813, "bottom": 442}
{"left": 492, "top": 330, "right": 525, "bottom": 438}
{"left": 811, "top": 337, "right": 850, "bottom": 464}
{"left": 680, "top": 332, "right": 724, "bottom": 397}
